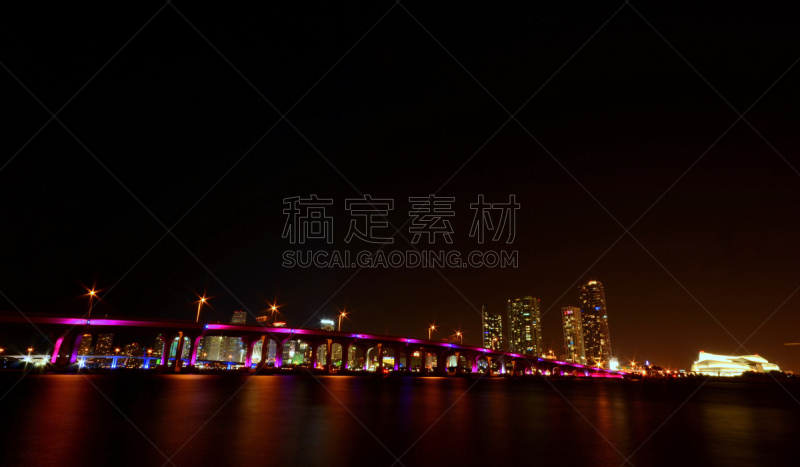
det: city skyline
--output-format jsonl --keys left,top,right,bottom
{"left": 2, "top": 3, "right": 800, "bottom": 374}
{"left": 2, "top": 3, "right": 800, "bottom": 466}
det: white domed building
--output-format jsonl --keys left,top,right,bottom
{"left": 691, "top": 351, "right": 780, "bottom": 376}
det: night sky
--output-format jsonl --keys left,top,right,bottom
{"left": 2, "top": 2, "right": 800, "bottom": 371}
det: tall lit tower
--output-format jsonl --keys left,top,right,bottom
{"left": 579, "top": 280, "right": 612, "bottom": 368}
{"left": 231, "top": 311, "right": 247, "bottom": 325}
{"left": 507, "top": 297, "right": 543, "bottom": 357}
{"left": 561, "top": 306, "right": 586, "bottom": 364}
{"left": 482, "top": 305, "right": 503, "bottom": 351}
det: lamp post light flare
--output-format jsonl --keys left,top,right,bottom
{"left": 428, "top": 324, "right": 437, "bottom": 340}
{"left": 338, "top": 310, "right": 348, "bottom": 331}
{"left": 87, "top": 289, "right": 97, "bottom": 318}
{"left": 196, "top": 296, "right": 207, "bottom": 323}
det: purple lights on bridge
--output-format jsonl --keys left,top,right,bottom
{"left": 1, "top": 313, "right": 627, "bottom": 377}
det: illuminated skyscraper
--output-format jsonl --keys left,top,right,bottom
{"left": 124, "top": 343, "right": 142, "bottom": 357}
{"left": 152, "top": 335, "right": 165, "bottom": 358}
{"left": 561, "top": 306, "right": 586, "bottom": 364}
{"left": 77, "top": 334, "right": 93, "bottom": 355}
{"left": 231, "top": 311, "right": 247, "bottom": 325}
{"left": 95, "top": 334, "right": 114, "bottom": 355}
{"left": 200, "top": 336, "right": 223, "bottom": 361}
{"left": 482, "top": 305, "right": 503, "bottom": 351}
{"left": 332, "top": 343, "right": 342, "bottom": 365}
{"left": 320, "top": 319, "right": 335, "bottom": 331}
{"left": 507, "top": 297, "right": 543, "bottom": 357}
{"left": 221, "top": 336, "right": 243, "bottom": 362}
{"left": 170, "top": 337, "right": 192, "bottom": 359}
{"left": 579, "top": 280, "right": 612, "bottom": 368}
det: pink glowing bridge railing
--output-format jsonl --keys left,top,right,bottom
{"left": 2, "top": 315, "right": 626, "bottom": 375}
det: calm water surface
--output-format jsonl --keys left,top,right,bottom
{"left": 0, "top": 373, "right": 797, "bottom": 466}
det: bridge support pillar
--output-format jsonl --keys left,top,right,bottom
{"left": 158, "top": 335, "right": 171, "bottom": 368}
{"left": 309, "top": 341, "right": 319, "bottom": 370}
{"left": 189, "top": 335, "right": 203, "bottom": 366}
{"left": 391, "top": 346, "right": 402, "bottom": 372}
{"left": 353, "top": 344, "right": 368, "bottom": 371}
{"left": 435, "top": 351, "right": 448, "bottom": 375}
{"left": 256, "top": 336, "right": 269, "bottom": 371}
{"left": 324, "top": 340, "right": 333, "bottom": 373}
{"left": 52, "top": 331, "right": 74, "bottom": 367}
{"left": 243, "top": 337, "right": 257, "bottom": 369}
{"left": 455, "top": 352, "right": 464, "bottom": 375}
{"left": 397, "top": 346, "right": 409, "bottom": 371}
{"left": 375, "top": 343, "right": 384, "bottom": 372}
{"left": 173, "top": 332, "right": 185, "bottom": 372}
{"left": 337, "top": 341, "right": 350, "bottom": 371}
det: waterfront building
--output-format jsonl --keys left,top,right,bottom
{"left": 332, "top": 343, "right": 342, "bottom": 365}
{"left": 256, "top": 309, "right": 269, "bottom": 323}
{"left": 123, "top": 343, "right": 142, "bottom": 356}
{"left": 169, "top": 337, "right": 192, "bottom": 359}
{"left": 320, "top": 319, "right": 335, "bottom": 331}
{"left": 691, "top": 351, "right": 780, "bottom": 376}
{"left": 482, "top": 305, "right": 503, "bottom": 351}
{"left": 95, "top": 333, "right": 114, "bottom": 355}
{"left": 152, "top": 336, "right": 164, "bottom": 357}
{"left": 609, "top": 357, "right": 619, "bottom": 371}
{"left": 507, "top": 297, "right": 543, "bottom": 357}
{"left": 579, "top": 281, "right": 612, "bottom": 368}
{"left": 77, "top": 334, "right": 93, "bottom": 355}
{"left": 561, "top": 306, "right": 586, "bottom": 364}
{"left": 220, "top": 336, "right": 243, "bottom": 362}
{"left": 231, "top": 311, "right": 247, "bottom": 325}
{"left": 201, "top": 336, "right": 223, "bottom": 361}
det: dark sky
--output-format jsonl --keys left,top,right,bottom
{"left": 2, "top": 2, "right": 800, "bottom": 371}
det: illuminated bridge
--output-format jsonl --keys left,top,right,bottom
{"left": 0, "top": 313, "right": 624, "bottom": 377}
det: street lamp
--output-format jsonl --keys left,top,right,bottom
{"left": 87, "top": 289, "right": 97, "bottom": 318}
{"left": 455, "top": 331, "right": 463, "bottom": 344}
{"left": 338, "top": 310, "right": 348, "bottom": 331}
{"left": 428, "top": 324, "right": 437, "bottom": 340}
{"left": 196, "top": 296, "right": 207, "bottom": 323}
{"left": 115, "top": 348, "right": 120, "bottom": 356}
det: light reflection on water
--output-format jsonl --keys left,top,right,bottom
{"left": 0, "top": 375, "right": 796, "bottom": 466}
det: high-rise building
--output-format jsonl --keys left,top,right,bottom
{"left": 482, "top": 305, "right": 503, "bottom": 351}
{"left": 124, "top": 343, "right": 142, "bottom": 357}
{"left": 507, "top": 297, "right": 543, "bottom": 357}
{"left": 561, "top": 306, "right": 586, "bottom": 364}
{"left": 169, "top": 337, "right": 192, "bottom": 359}
{"left": 221, "top": 336, "right": 243, "bottom": 362}
{"left": 332, "top": 343, "right": 342, "bottom": 365}
{"left": 320, "top": 319, "right": 335, "bottom": 331}
{"left": 200, "top": 336, "right": 223, "bottom": 361}
{"left": 95, "top": 334, "right": 114, "bottom": 355}
{"left": 77, "top": 334, "right": 93, "bottom": 355}
{"left": 579, "top": 280, "right": 612, "bottom": 368}
{"left": 231, "top": 311, "right": 247, "bottom": 325}
{"left": 152, "top": 335, "right": 165, "bottom": 357}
